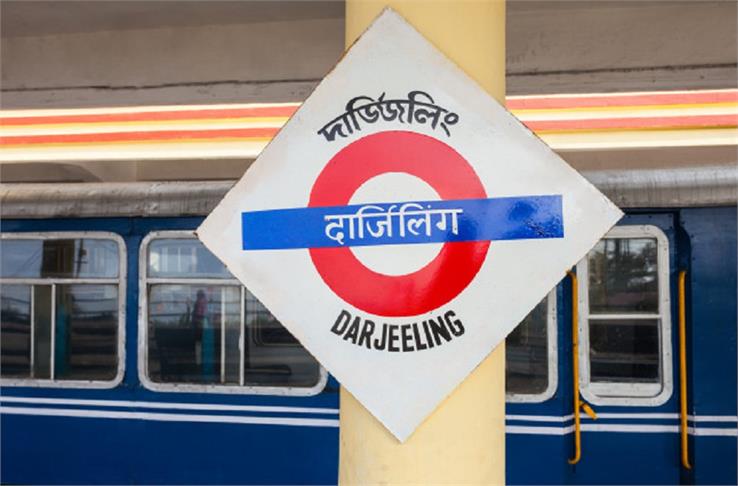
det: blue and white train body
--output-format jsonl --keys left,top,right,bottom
{"left": 1, "top": 166, "right": 736, "bottom": 485}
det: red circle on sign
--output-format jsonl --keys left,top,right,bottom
{"left": 308, "top": 131, "right": 490, "bottom": 317}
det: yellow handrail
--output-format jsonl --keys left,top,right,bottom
{"left": 567, "top": 270, "right": 582, "bottom": 465}
{"left": 567, "top": 270, "right": 597, "bottom": 465}
{"left": 678, "top": 270, "right": 692, "bottom": 470}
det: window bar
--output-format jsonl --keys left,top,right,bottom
{"left": 220, "top": 287, "right": 226, "bottom": 384}
{"left": 50, "top": 283, "right": 56, "bottom": 380}
{"left": 29, "top": 285, "right": 35, "bottom": 378}
{"left": 588, "top": 313, "right": 660, "bottom": 321}
{"left": 239, "top": 286, "right": 245, "bottom": 386}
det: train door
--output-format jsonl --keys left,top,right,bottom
{"left": 677, "top": 207, "right": 737, "bottom": 485}
{"left": 570, "top": 213, "right": 683, "bottom": 484}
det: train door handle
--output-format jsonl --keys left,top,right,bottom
{"left": 678, "top": 270, "right": 692, "bottom": 470}
{"left": 567, "top": 270, "right": 591, "bottom": 465}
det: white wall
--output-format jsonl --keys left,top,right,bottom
{"left": 1, "top": 1, "right": 735, "bottom": 109}
{"left": 1, "top": 18, "right": 344, "bottom": 107}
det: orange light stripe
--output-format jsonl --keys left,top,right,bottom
{"left": 523, "top": 114, "right": 738, "bottom": 132}
{"left": 1, "top": 138, "right": 274, "bottom": 150}
{"left": 2, "top": 115, "right": 735, "bottom": 147}
{"left": 2, "top": 103, "right": 737, "bottom": 148}
{"left": 0, "top": 117, "right": 290, "bottom": 133}
{"left": 506, "top": 90, "right": 738, "bottom": 110}
{"left": 3, "top": 91, "right": 736, "bottom": 128}
{"left": 0, "top": 106, "right": 299, "bottom": 127}
{"left": 0, "top": 127, "right": 281, "bottom": 146}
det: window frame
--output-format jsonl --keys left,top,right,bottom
{"left": 138, "top": 230, "right": 327, "bottom": 396}
{"left": 505, "top": 288, "right": 558, "bottom": 403}
{"left": 577, "top": 224, "right": 673, "bottom": 406}
{"left": 0, "top": 231, "right": 126, "bottom": 389}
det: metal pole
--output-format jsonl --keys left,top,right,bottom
{"left": 50, "top": 284, "right": 56, "bottom": 380}
{"left": 567, "top": 271, "right": 582, "bottom": 464}
{"left": 340, "top": 1, "right": 506, "bottom": 484}
{"left": 678, "top": 270, "right": 692, "bottom": 469}
{"left": 29, "top": 286, "right": 35, "bottom": 377}
{"left": 239, "top": 286, "right": 246, "bottom": 386}
{"left": 220, "top": 287, "right": 226, "bottom": 383}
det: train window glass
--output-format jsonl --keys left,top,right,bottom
{"left": 53, "top": 285, "right": 119, "bottom": 381}
{"left": 0, "top": 234, "right": 125, "bottom": 387}
{"left": 505, "top": 289, "right": 558, "bottom": 402}
{"left": 0, "top": 238, "right": 119, "bottom": 279}
{"left": 588, "top": 238, "right": 659, "bottom": 314}
{"left": 578, "top": 225, "right": 673, "bottom": 406}
{"left": 244, "top": 291, "right": 320, "bottom": 387}
{"left": 32, "top": 285, "right": 52, "bottom": 379}
{"left": 147, "top": 284, "right": 241, "bottom": 384}
{"left": 589, "top": 318, "right": 660, "bottom": 382}
{"left": 147, "top": 238, "right": 232, "bottom": 279}
{"left": 141, "top": 232, "right": 324, "bottom": 395}
{"left": 0, "top": 285, "right": 33, "bottom": 378}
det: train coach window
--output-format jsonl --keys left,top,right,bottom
{"left": 140, "top": 232, "right": 325, "bottom": 395}
{"left": 577, "top": 225, "right": 673, "bottom": 406}
{"left": 0, "top": 234, "right": 125, "bottom": 387}
{"left": 506, "top": 289, "right": 557, "bottom": 402}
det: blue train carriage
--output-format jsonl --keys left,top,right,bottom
{"left": 0, "top": 166, "right": 736, "bottom": 485}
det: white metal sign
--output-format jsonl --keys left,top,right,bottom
{"left": 198, "top": 9, "right": 622, "bottom": 441}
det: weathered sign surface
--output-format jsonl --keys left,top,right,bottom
{"left": 198, "top": 9, "right": 622, "bottom": 441}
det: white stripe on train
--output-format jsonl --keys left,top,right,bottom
{"left": 0, "top": 396, "right": 339, "bottom": 415}
{"left": 1, "top": 399, "right": 736, "bottom": 435}
{"left": 0, "top": 406, "right": 339, "bottom": 428}
{"left": 507, "top": 413, "right": 738, "bottom": 423}
{"left": 506, "top": 424, "right": 737, "bottom": 437}
{"left": 3, "top": 397, "right": 735, "bottom": 424}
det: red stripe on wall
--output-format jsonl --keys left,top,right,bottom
{"left": 506, "top": 91, "right": 738, "bottom": 110}
{"left": 522, "top": 114, "right": 738, "bottom": 132}
{"left": 0, "top": 127, "right": 281, "bottom": 146}
{"left": 2, "top": 91, "right": 736, "bottom": 128}
{"left": 1, "top": 115, "right": 735, "bottom": 147}
{"left": 0, "top": 106, "right": 299, "bottom": 127}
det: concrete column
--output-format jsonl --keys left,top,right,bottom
{"left": 339, "top": 1, "right": 506, "bottom": 484}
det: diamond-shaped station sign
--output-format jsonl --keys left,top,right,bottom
{"left": 197, "top": 9, "right": 622, "bottom": 442}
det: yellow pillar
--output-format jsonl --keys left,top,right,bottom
{"left": 340, "top": 1, "right": 506, "bottom": 485}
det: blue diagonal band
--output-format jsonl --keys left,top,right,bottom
{"left": 242, "top": 195, "right": 563, "bottom": 250}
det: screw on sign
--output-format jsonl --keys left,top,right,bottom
{"left": 197, "top": 10, "right": 622, "bottom": 441}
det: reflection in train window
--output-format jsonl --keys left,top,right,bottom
{"left": 505, "top": 289, "right": 557, "bottom": 402}
{"left": 0, "top": 234, "right": 124, "bottom": 385}
{"left": 578, "top": 225, "right": 673, "bottom": 405}
{"left": 1, "top": 238, "right": 119, "bottom": 279}
{"left": 148, "top": 238, "right": 232, "bottom": 279}
{"left": 142, "top": 233, "right": 322, "bottom": 393}
{"left": 148, "top": 285, "right": 241, "bottom": 384}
